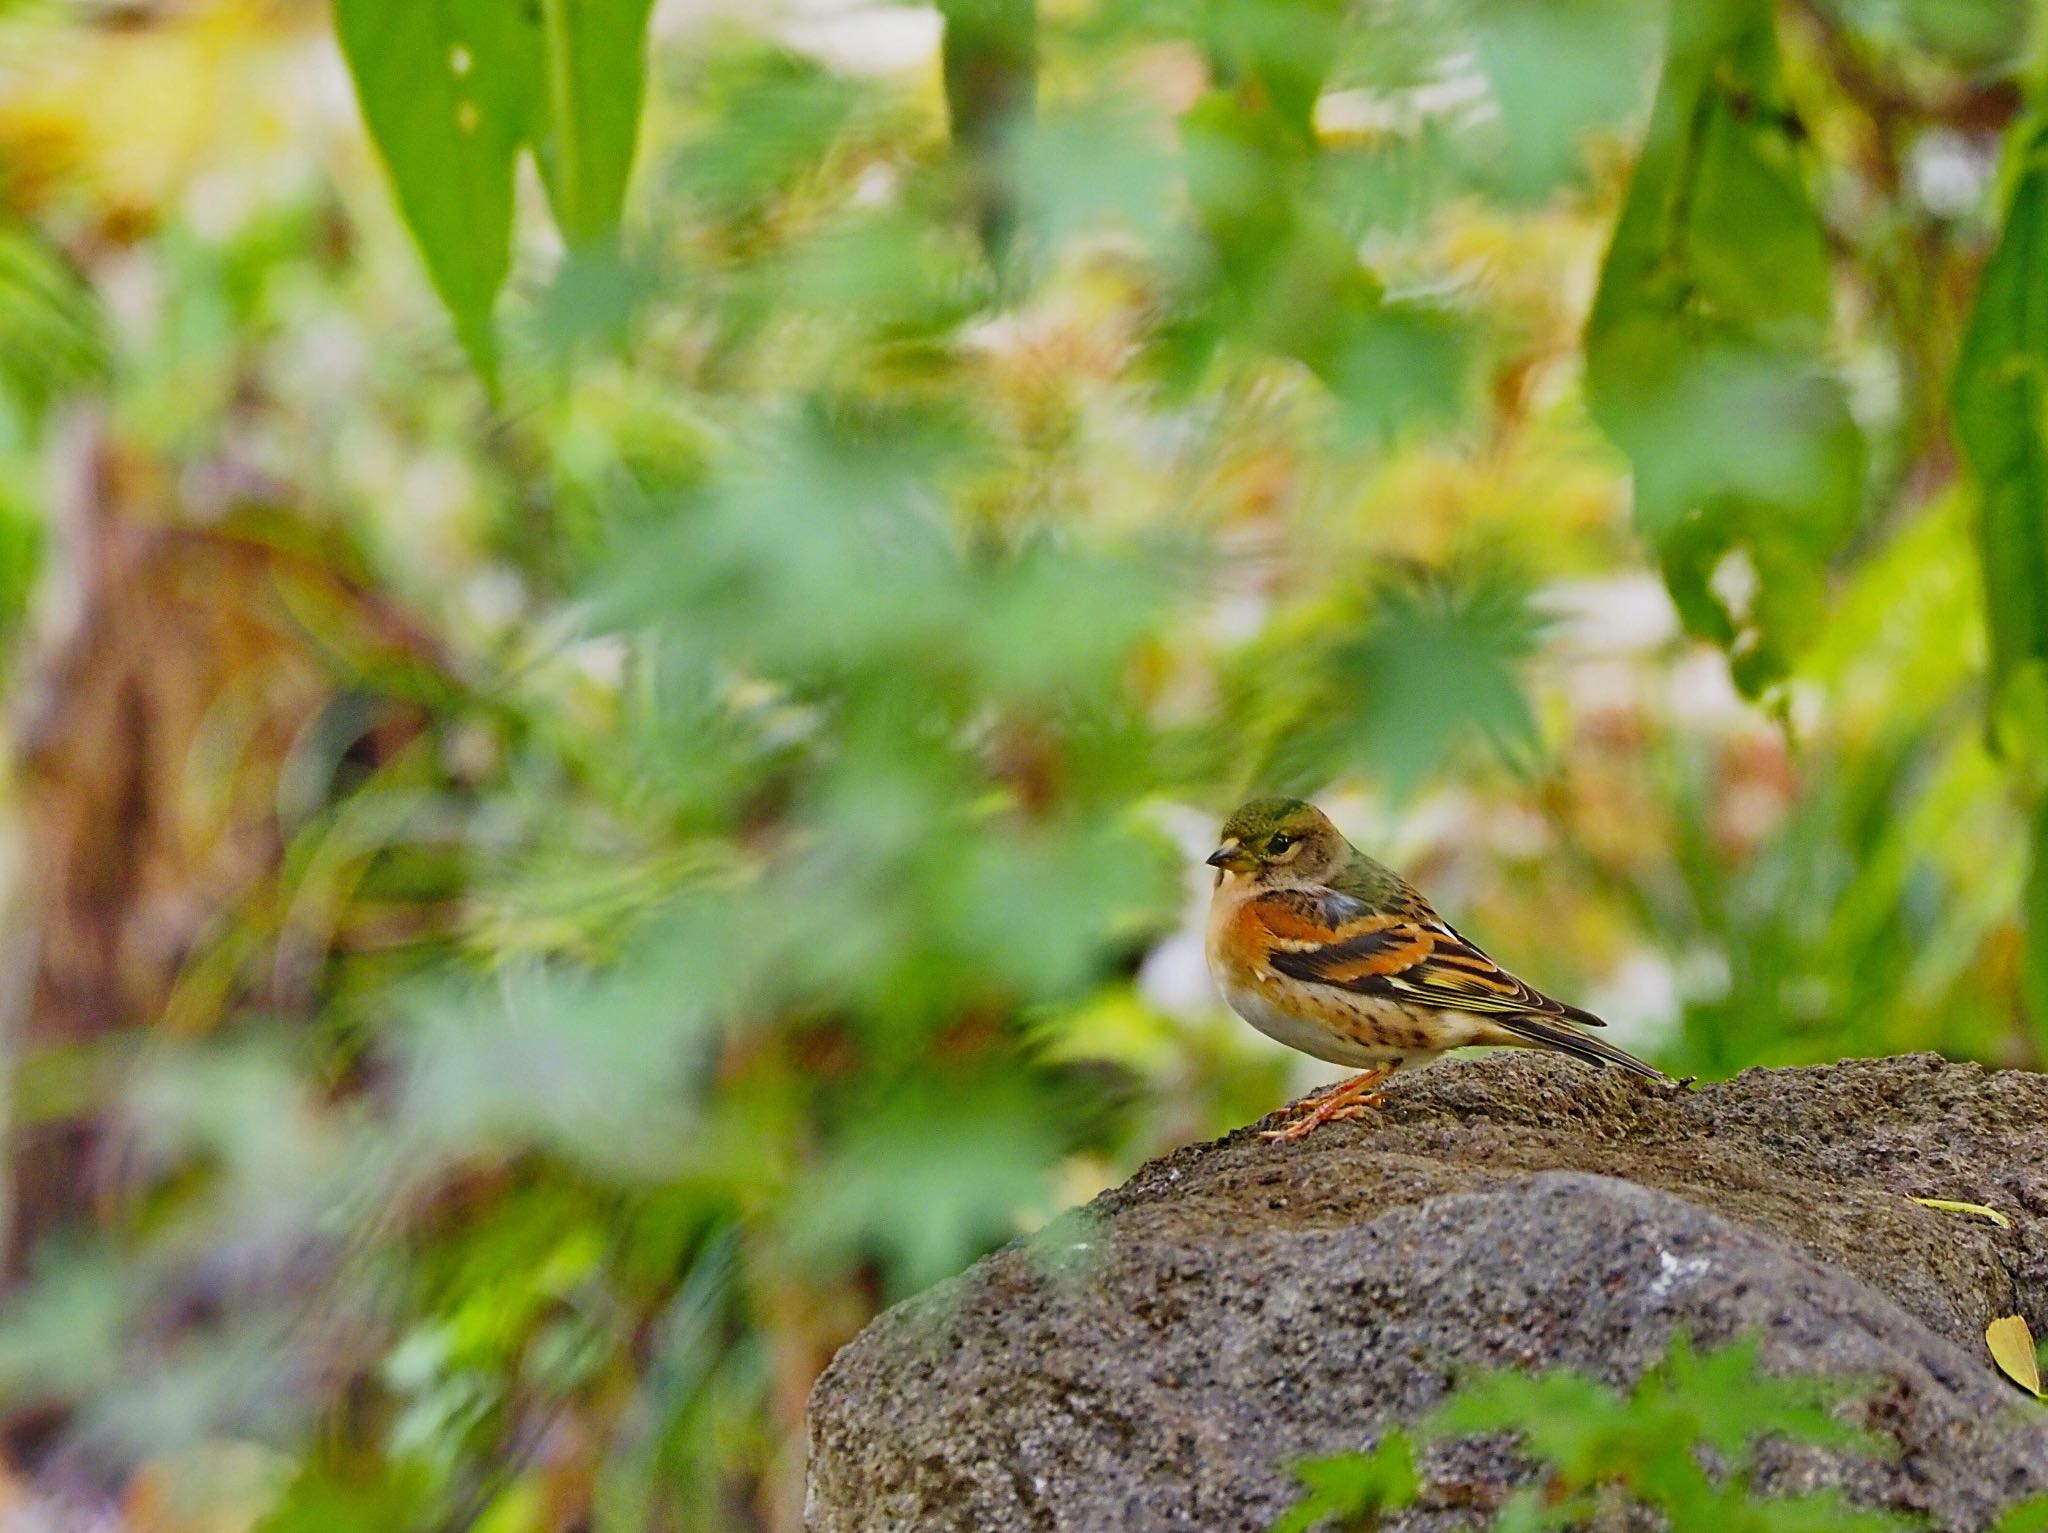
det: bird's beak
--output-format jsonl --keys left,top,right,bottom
{"left": 1206, "top": 838, "right": 1252, "bottom": 873}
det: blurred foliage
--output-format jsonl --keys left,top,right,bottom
{"left": 0, "top": 0, "right": 2045, "bottom": 1529}
{"left": 1587, "top": 0, "right": 1865, "bottom": 695}
{"left": 1271, "top": 1332, "right": 1959, "bottom": 1532}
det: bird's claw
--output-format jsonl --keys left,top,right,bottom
{"left": 1257, "top": 1090, "right": 1384, "bottom": 1140}
{"left": 1258, "top": 1120, "right": 1314, "bottom": 1142}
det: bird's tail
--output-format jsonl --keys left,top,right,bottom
{"left": 1488, "top": 1013, "right": 1688, "bottom": 1086}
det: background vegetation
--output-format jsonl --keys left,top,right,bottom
{"left": 0, "top": 0, "right": 2045, "bottom": 1527}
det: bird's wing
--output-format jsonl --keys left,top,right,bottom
{"left": 1250, "top": 886, "right": 1605, "bottom": 1027}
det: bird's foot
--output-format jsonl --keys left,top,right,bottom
{"left": 1258, "top": 1094, "right": 1384, "bottom": 1141}
{"left": 1259, "top": 1067, "right": 1391, "bottom": 1142}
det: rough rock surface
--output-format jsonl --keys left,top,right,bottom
{"left": 806, "top": 1053, "right": 2048, "bottom": 1532}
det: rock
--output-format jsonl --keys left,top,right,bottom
{"left": 805, "top": 1053, "right": 2048, "bottom": 1532}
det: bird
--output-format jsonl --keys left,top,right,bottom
{"left": 1204, "top": 795, "right": 1683, "bottom": 1141}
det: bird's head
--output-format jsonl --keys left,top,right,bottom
{"left": 1207, "top": 796, "right": 1346, "bottom": 887}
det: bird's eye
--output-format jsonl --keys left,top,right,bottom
{"left": 1268, "top": 833, "right": 1294, "bottom": 853}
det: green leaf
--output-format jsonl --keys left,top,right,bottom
{"left": 1268, "top": 571, "right": 1541, "bottom": 798}
{"left": 1900, "top": 0, "right": 2031, "bottom": 69}
{"left": 256, "top": 1460, "right": 435, "bottom": 1533}
{"left": 336, "top": 0, "right": 653, "bottom": 382}
{"left": 1489, "top": 1489, "right": 1563, "bottom": 1533}
{"left": 1424, "top": 1365, "right": 1629, "bottom": 1476}
{"left": 1744, "top": 1492, "right": 1922, "bottom": 1533}
{"left": 670, "top": 51, "right": 861, "bottom": 221}
{"left": 1652, "top": 1332, "right": 1880, "bottom": 1462}
{"left": 1270, "top": 1436, "right": 1419, "bottom": 1533}
{"left": 1955, "top": 119, "right": 2048, "bottom": 758}
{"left": 1467, "top": 0, "right": 1657, "bottom": 201}
{"left": 335, "top": 0, "right": 543, "bottom": 383}
{"left": 1958, "top": 124, "right": 2048, "bottom": 1052}
{"left": 1009, "top": 96, "right": 1181, "bottom": 256}
{"left": 1272, "top": 1337, "right": 1913, "bottom": 1533}
{"left": 1202, "top": 0, "right": 1345, "bottom": 143}
{"left": 1324, "top": 298, "right": 1471, "bottom": 444}
{"left": 2022, "top": 801, "right": 2048, "bottom": 1064}
{"left": 790, "top": 1074, "right": 1065, "bottom": 1295}
{"left": 1991, "top": 1498, "right": 2048, "bottom": 1533}
{"left": 1585, "top": 0, "right": 1865, "bottom": 694}
{"left": 533, "top": 0, "right": 657, "bottom": 247}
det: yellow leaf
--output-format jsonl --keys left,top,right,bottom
{"left": 1986, "top": 1314, "right": 2043, "bottom": 1397}
{"left": 1912, "top": 1197, "right": 2013, "bottom": 1229}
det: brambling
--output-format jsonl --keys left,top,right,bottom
{"left": 1205, "top": 796, "right": 1682, "bottom": 1141}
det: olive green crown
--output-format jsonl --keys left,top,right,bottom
{"left": 1219, "top": 796, "right": 1326, "bottom": 845}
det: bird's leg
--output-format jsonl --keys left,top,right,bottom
{"left": 1260, "top": 1065, "right": 1393, "bottom": 1142}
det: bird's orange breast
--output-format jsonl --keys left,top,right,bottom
{"left": 1208, "top": 888, "right": 1288, "bottom": 976}
{"left": 1210, "top": 889, "right": 1422, "bottom": 980}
